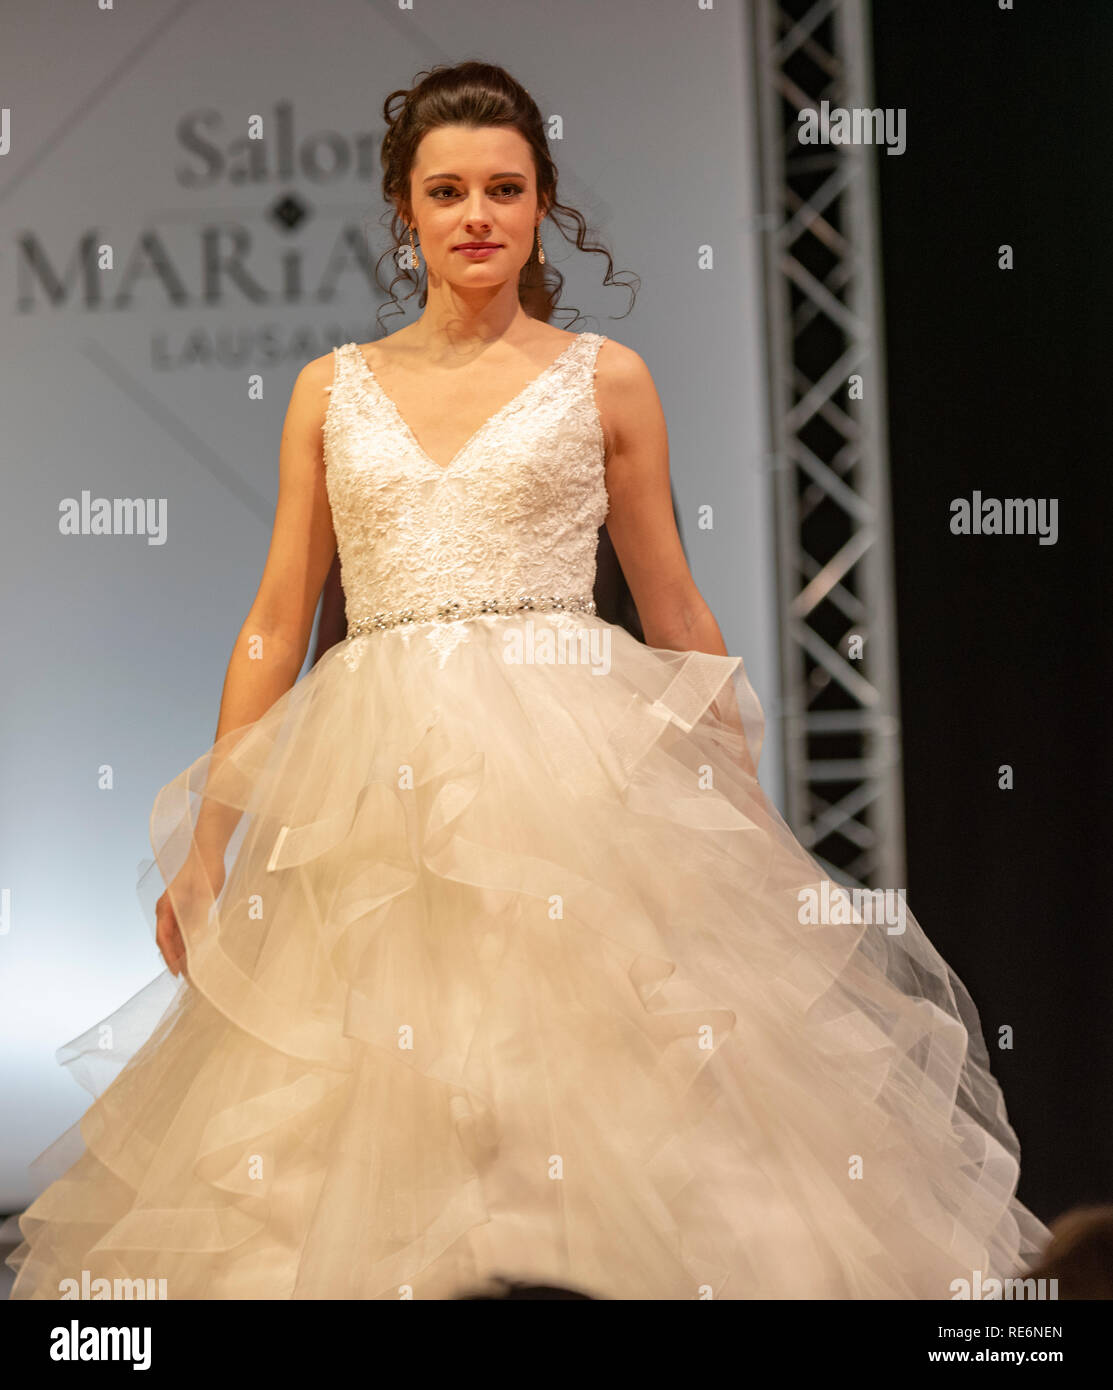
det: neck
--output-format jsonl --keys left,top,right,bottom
{"left": 412, "top": 277, "right": 531, "bottom": 354}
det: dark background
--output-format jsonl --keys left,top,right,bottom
{"left": 870, "top": 2, "right": 1111, "bottom": 1225}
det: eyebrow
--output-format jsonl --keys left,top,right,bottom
{"left": 421, "top": 171, "right": 528, "bottom": 182}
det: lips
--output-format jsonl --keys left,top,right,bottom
{"left": 454, "top": 243, "right": 502, "bottom": 250}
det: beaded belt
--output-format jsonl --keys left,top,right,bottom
{"left": 347, "top": 593, "right": 597, "bottom": 638}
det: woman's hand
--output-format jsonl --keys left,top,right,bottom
{"left": 155, "top": 848, "right": 226, "bottom": 979}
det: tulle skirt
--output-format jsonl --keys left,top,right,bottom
{"left": 6, "top": 611, "right": 1049, "bottom": 1298}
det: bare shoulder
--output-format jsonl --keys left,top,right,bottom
{"left": 590, "top": 338, "right": 664, "bottom": 461}
{"left": 289, "top": 346, "right": 340, "bottom": 416}
{"left": 595, "top": 336, "right": 657, "bottom": 394}
{"left": 272, "top": 348, "right": 340, "bottom": 448}
{"left": 299, "top": 346, "right": 340, "bottom": 391}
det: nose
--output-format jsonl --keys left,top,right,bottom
{"left": 461, "top": 193, "right": 494, "bottom": 230}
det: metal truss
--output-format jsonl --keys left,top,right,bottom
{"left": 751, "top": 0, "right": 906, "bottom": 889}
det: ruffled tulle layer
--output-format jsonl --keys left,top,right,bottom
{"left": 7, "top": 612, "right": 1049, "bottom": 1298}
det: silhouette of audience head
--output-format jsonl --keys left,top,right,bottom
{"left": 454, "top": 1275, "right": 596, "bottom": 1300}
{"left": 1027, "top": 1205, "right": 1113, "bottom": 1299}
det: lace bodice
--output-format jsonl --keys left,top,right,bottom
{"left": 322, "top": 332, "right": 609, "bottom": 639}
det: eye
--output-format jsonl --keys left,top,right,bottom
{"left": 428, "top": 183, "right": 526, "bottom": 200}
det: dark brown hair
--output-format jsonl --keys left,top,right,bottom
{"left": 372, "top": 60, "right": 639, "bottom": 333}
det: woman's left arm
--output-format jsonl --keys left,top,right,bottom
{"left": 596, "top": 341, "right": 728, "bottom": 657}
{"left": 596, "top": 342, "right": 757, "bottom": 777}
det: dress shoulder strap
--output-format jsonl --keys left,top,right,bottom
{"left": 573, "top": 333, "right": 608, "bottom": 399}
{"left": 561, "top": 331, "right": 607, "bottom": 386}
{"left": 323, "top": 342, "right": 363, "bottom": 408}
{"left": 335, "top": 340, "right": 360, "bottom": 382}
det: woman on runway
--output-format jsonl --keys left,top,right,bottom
{"left": 9, "top": 59, "right": 1048, "bottom": 1300}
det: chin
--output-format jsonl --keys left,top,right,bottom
{"left": 445, "top": 264, "right": 521, "bottom": 287}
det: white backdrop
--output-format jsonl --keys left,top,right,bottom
{"left": 0, "top": 0, "right": 778, "bottom": 1210}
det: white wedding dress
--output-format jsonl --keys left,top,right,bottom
{"left": 7, "top": 331, "right": 1049, "bottom": 1299}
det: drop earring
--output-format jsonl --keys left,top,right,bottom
{"left": 536, "top": 224, "right": 545, "bottom": 265}
{"left": 409, "top": 224, "right": 421, "bottom": 271}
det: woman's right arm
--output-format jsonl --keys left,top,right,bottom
{"left": 192, "top": 350, "right": 339, "bottom": 857}
{"left": 157, "top": 353, "right": 337, "bottom": 975}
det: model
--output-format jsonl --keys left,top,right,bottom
{"left": 8, "top": 60, "right": 1049, "bottom": 1300}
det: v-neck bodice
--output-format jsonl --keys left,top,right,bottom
{"left": 322, "top": 331, "right": 609, "bottom": 635}
{"left": 351, "top": 336, "right": 587, "bottom": 474}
